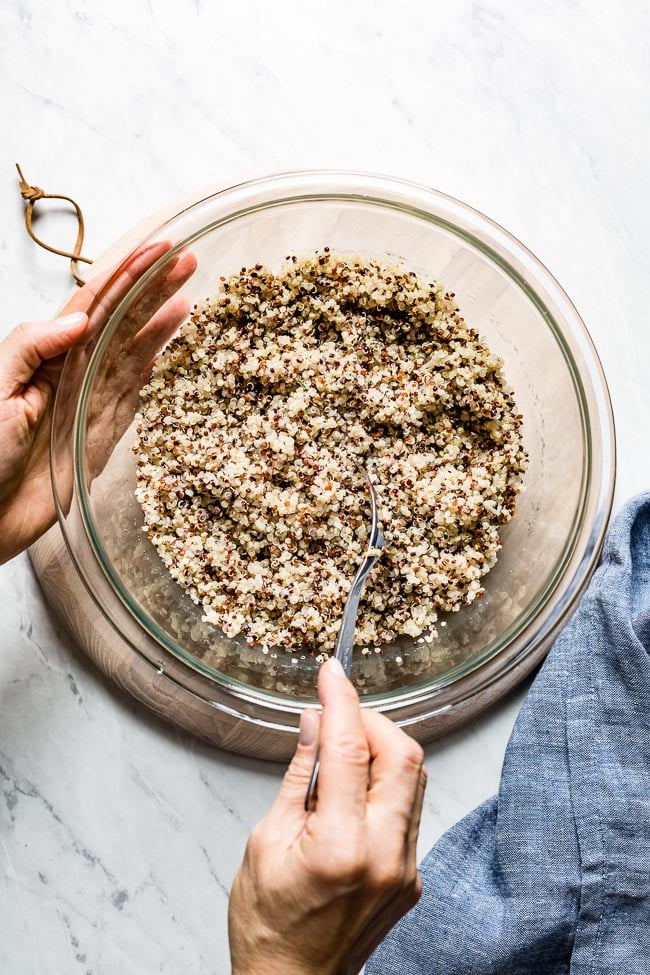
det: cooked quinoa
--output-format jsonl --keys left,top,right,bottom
{"left": 133, "top": 251, "right": 527, "bottom": 655}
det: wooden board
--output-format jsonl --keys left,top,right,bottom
{"left": 28, "top": 185, "right": 564, "bottom": 761}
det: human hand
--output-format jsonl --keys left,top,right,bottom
{"left": 0, "top": 307, "right": 89, "bottom": 563}
{"left": 229, "top": 658, "right": 426, "bottom": 975}
{"left": 0, "top": 242, "right": 196, "bottom": 564}
{"left": 81, "top": 245, "right": 196, "bottom": 480}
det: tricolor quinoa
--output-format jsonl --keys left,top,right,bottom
{"left": 134, "top": 251, "right": 527, "bottom": 655}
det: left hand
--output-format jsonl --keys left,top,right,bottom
{"left": 0, "top": 242, "right": 196, "bottom": 564}
{"left": 0, "top": 308, "right": 89, "bottom": 563}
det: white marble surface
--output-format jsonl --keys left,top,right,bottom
{"left": 1, "top": 0, "right": 649, "bottom": 971}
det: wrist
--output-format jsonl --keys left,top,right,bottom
{"left": 232, "top": 961, "right": 358, "bottom": 975}
{"left": 232, "top": 965, "right": 313, "bottom": 975}
{"left": 232, "top": 952, "right": 351, "bottom": 975}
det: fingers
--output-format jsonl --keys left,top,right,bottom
{"left": 99, "top": 249, "right": 197, "bottom": 389}
{"left": 0, "top": 313, "right": 88, "bottom": 395}
{"left": 62, "top": 241, "right": 174, "bottom": 326}
{"left": 316, "top": 658, "right": 370, "bottom": 821}
{"left": 126, "top": 249, "right": 197, "bottom": 335}
{"left": 363, "top": 710, "right": 425, "bottom": 899}
{"left": 82, "top": 248, "right": 197, "bottom": 481}
{"left": 136, "top": 295, "right": 191, "bottom": 381}
{"left": 347, "top": 728, "right": 426, "bottom": 969}
{"left": 128, "top": 250, "right": 197, "bottom": 364}
{"left": 62, "top": 267, "right": 116, "bottom": 316}
{"left": 362, "top": 708, "right": 424, "bottom": 829}
{"left": 268, "top": 709, "right": 320, "bottom": 828}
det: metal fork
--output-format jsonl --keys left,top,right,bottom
{"left": 304, "top": 470, "right": 386, "bottom": 810}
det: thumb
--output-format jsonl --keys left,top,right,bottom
{"left": 269, "top": 709, "right": 320, "bottom": 823}
{"left": 0, "top": 312, "right": 88, "bottom": 394}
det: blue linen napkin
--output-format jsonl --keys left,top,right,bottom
{"left": 368, "top": 493, "right": 650, "bottom": 975}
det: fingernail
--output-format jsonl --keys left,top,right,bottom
{"left": 53, "top": 312, "right": 87, "bottom": 329}
{"left": 326, "top": 657, "right": 346, "bottom": 679}
{"left": 299, "top": 709, "right": 318, "bottom": 747}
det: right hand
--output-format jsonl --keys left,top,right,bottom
{"left": 229, "top": 657, "right": 427, "bottom": 975}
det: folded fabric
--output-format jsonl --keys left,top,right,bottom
{"left": 368, "top": 493, "right": 650, "bottom": 975}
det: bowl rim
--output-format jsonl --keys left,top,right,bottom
{"left": 52, "top": 169, "right": 616, "bottom": 715}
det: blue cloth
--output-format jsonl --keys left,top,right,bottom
{"left": 368, "top": 494, "right": 650, "bottom": 975}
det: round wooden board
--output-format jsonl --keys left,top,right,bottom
{"left": 28, "top": 184, "right": 558, "bottom": 761}
{"left": 31, "top": 515, "right": 551, "bottom": 761}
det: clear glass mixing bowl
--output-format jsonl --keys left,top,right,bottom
{"left": 51, "top": 171, "right": 615, "bottom": 733}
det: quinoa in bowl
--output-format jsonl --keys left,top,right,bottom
{"left": 134, "top": 251, "right": 527, "bottom": 657}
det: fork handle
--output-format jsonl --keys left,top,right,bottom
{"left": 304, "top": 555, "right": 379, "bottom": 810}
{"left": 336, "top": 554, "right": 379, "bottom": 675}
{"left": 335, "top": 584, "right": 363, "bottom": 676}
{"left": 304, "top": 755, "right": 320, "bottom": 810}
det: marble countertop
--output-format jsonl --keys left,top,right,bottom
{"left": 1, "top": 1, "right": 649, "bottom": 971}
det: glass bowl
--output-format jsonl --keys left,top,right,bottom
{"left": 51, "top": 171, "right": 615, "bottom": 739}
